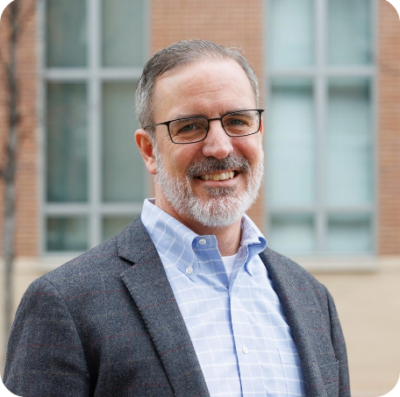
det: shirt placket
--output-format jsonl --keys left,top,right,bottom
{"left": 229, "top": 245, "right": 264, "bottom": 396}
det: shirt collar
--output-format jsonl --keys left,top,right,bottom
{"left": 141, "top": 199, "right": 198, "bottom": 278}
{"left": 240, "top": 215, "right": 267, "bottom": 250}
{"left": 141, "top": 198, "right": 267, "bottom": 279}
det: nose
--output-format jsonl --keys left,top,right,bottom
{"left": 201, "top": 119, "right": 234, "bottom": 159}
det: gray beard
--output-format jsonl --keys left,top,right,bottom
{"left": 155, "top": 151, "right": 264, "bottom": 228}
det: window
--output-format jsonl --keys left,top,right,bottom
{"left": 265, "top": 0, "right": 376, "bottom": 256}
{"left": 40, "top": 0, "right": 148, "bottom": 254}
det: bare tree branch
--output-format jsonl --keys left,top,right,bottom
{"left": 17, "top": 0, "right": 39, "bottom": 36}
{"left": 2, "top": 0, "right": 21, "bottom": 353}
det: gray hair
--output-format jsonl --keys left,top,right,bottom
{"left": 135, "top": 39, "right": 259, "bottom": 138}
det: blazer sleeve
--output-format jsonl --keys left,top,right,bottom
{"left": 3, "top": 277, "right": 92, "bottom": 397}
{"left": 323, "top": 285, "right": 351, "bottom": 396}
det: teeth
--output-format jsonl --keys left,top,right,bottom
{"left": 199, "top": 171, "right": 235, "bottom": 181}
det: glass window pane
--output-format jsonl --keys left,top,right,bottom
{"left": 327, "top": 214, "right": 373, "bottom": 253}
{"left": 269, "top": 0, "right": 314, "bottom": 68}
{"left": 102, "top": 82, "right": 146, "bottom": 202}
{"left": 46, "top": 0, "right": 87, "bottom": 67}
{"left": 46, "top": 83, "right": 88, "bottom": 202}
{"left": 326, "top": 79, "right": 373, "bottom": 206}
{"left": 102, "top": 216, "right": 138, "bottom": 241}
{"left": 269, "top": 214, "right": 315, "bottom": 254}
{"left": 102, "top": 0, "right": 145, "bottom": 67}
{"left": 328, "top": 0, "right": 372, "bottom": 65}
{"left": 268, "top": 80, "right": 315, "bottom": 206}
{"left": 46, "top": 216, "right": 88, "bottom": 251}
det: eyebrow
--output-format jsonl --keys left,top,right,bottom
{"left": 173, "top": 114, "right": 207, "bottom": 120}
{"left": 173, "top": 109, "right": 247, "bottom": 120}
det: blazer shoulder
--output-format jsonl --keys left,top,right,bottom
{"left": 40, "top": 216, "right": 146, "bottom": 293}
{"left": 262, "top": 247, "right": 324, "bottom": 285}
{"left": 43, "top": 236, "right": 120, "bottom": 283}
{"left": 260, "top": 247, "right": 329, "bottom": 303}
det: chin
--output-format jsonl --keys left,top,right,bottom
{"left": 184, "top": 195, "right": 249, "bottom": 228}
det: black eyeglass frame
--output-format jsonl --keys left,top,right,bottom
{"left": 144, "top": 108, "right": 265, "bottom": 144}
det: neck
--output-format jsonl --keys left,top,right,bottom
{"left": 191, "top": 220, "right": 242, "bottom": 256}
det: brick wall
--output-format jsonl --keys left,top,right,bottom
{"left": 379, "top": 0, "right": 400, "bottom": 255}
{"left": 0, "top": 0, "right": 38, "bottom": 257}
{"left": 151, "top": 0, "right": 265, "bottom": 231}
{"left": 1, "top": 0, "right": 400, "bottom": 256}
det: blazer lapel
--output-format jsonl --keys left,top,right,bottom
{"left": 117, "top": 217, "right": 209, "bottom": 397}
{"left": 260, "top": 249, "right": 329, "bottom": 397}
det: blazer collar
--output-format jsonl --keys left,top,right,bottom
{"left": 116, "top": 217, "right": 210, "bottom": 397}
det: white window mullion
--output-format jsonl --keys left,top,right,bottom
{"left": 99, "top": 204, "right": 144, "bottom": 215}
{"left": 99, "top": 69, "right": 143, "bottom": 80}
{"left": 88, "top": 0, "right": 101, "bottom": 248}
{"left": 315, "top": 0, "right": 327, "bottom": 253}
{"left": 45, "top": 205, "right": 90, "bottom": 215}
{"left": 372, "top": 0, "right": 379, "bottom": 255}
{"left": 38, "top": 0, "right": 47, "bottom": 255}
{"left": 315, "top": 75, "right": 326, "bottom": 253}
{"left": 44, "top": 69, "right": 90, "bottom": 80}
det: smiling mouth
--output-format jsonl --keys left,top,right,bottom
{"left": 198, "top": 171, "right": 236, "bottom": 181}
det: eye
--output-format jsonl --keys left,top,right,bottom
{"left": 172, "top": 118, "right": 207, "bottom": 135}
{"left": 228, "top": 118, "right": 246, "bottom": 126}
{"left": 224, "top": 116, "right": 250, "bottom": 127}
{"left": 180, "top": 123, "right": 199, "bottom": 132}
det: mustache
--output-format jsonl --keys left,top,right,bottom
{"left": 186, "top": 154, "right": 251, "bottom": 177}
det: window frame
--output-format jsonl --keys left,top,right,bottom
{"left": 38, "top": 0, "right": 150, "bottom": 257}
{"left": 263, "top": 0, "right": 379, "bottom": 261}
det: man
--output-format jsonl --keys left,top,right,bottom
{"left": 4, "top": 40, "right": 350, "bottom": 397}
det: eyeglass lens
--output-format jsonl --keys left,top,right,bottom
{"left": 169, "top": 110, "right": 260, "bottom": 144}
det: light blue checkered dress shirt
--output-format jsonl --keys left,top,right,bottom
{"left": 142, "top": 199, "right": 305, "bottom": 396}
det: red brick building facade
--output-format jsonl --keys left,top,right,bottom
{"left": 0, "top": 0, "right": 399, "bottom": 263}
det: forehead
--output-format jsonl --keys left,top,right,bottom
{"left": 152, "top": 59, "right": 256, "bottom": 119}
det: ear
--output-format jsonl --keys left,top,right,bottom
{"left": 135, "top": 129, "right": 157, "bottom": 175}
{"left": 259, "top": 117, "right": 264, "bottom": 136}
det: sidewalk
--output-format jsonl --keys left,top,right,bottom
{"left": 1, "top": 257, "right": 399, "bottom": 395}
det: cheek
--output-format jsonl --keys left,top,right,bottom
{"left": 238, "top": 138, "right": 262, "bottom": 160}
{"left": 173, "top": 147, "right": 199, "bottom": 170}
{"left": 163, "top": 150, "right": 193, "bottom": 176}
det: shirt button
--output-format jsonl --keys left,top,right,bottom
{"left": 198, "top": 238, "right": 207, "bottom": 245}
{"left": 242, "top": 345, "right": 249, "bottom": 354}
{"left": 186, "top": 267, "right": 194, "bottom": 275}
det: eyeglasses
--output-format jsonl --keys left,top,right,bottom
{"left": 145, "top": 109, "right": 264, "bottom": 144}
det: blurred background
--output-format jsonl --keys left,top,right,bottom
{"left": 0, "top": 0, "right": 399, "bottom": 395}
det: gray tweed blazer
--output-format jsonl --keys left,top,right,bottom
{"left": 4, "top": 216, "right": 350, "bottom": 397}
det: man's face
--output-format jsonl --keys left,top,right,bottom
{"left": 148, "top": 59, "right": 264, "bottom": 230}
